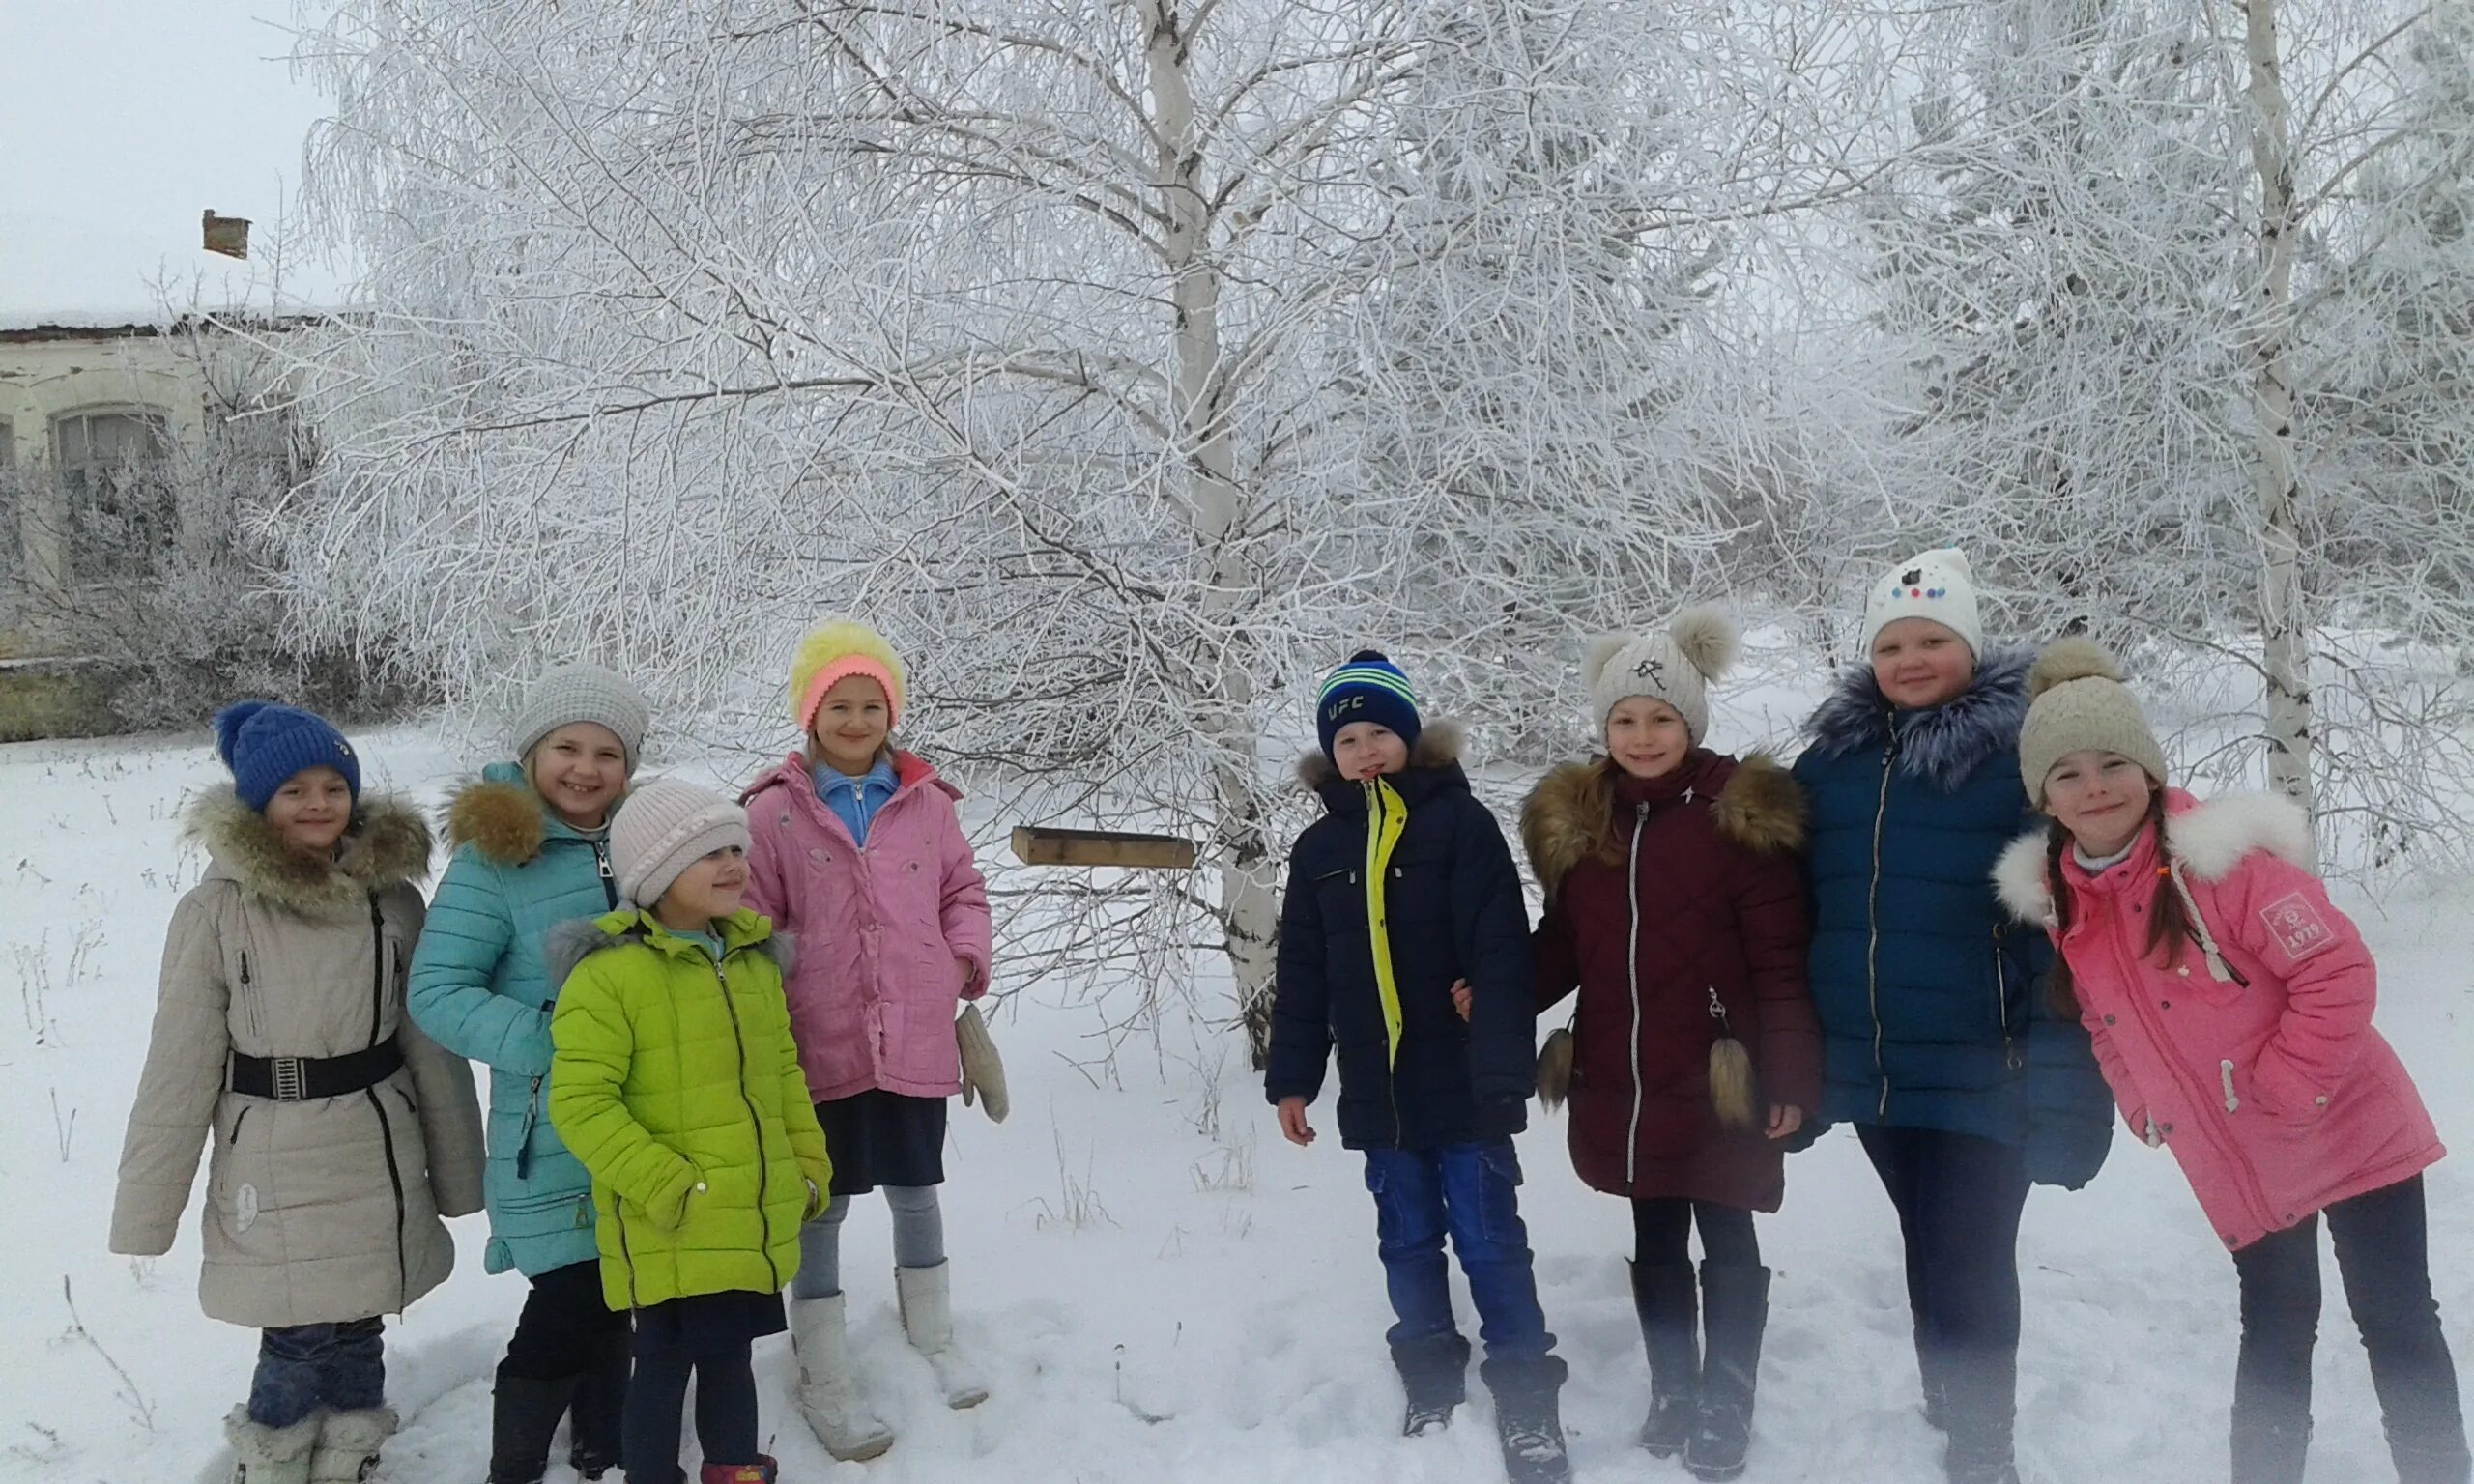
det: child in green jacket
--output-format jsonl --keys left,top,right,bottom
{"left": 547, "top": 780, "right": 831, "bottom": 1484}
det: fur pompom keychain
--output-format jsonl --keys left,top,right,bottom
{"left": 1537, "top": 1006, "right": 1576, "bottom": 1111}
{"left": 1707, "top": 985, "right": 1759, "bottom": 1128}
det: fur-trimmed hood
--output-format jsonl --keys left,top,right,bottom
{"left": 542, "top": 907, "right": 791, "bottom": 992}
{"left": 1295, "top": 720, "right": 1465, "bottom": 792}
{"left": 187, "top": 787, "right": 432, "bottom": 917}
{"left": 1993, "top": 789, "right": 2316, "bottom": 926}
{"left": 1523, "top": 752, "right": 1804, "bottom": 897}
{"left": 1802, "top": 645, "right": 2033, "bottom": 792}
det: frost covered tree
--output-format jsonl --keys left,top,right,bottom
{"left": 1860, "top": 0, "right": 2255, "bottom": 648}
{"left": 281, "top": 0, "right": 1864, "bottom": 1056}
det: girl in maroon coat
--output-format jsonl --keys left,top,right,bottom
{"left": 1521, "top": 608, "right": 1822, "bottom": 1483}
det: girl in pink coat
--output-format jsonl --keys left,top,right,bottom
{"left": 1997, "top": 640, "right": 2466, "bottom": 1484}
{"left": 740, "top": 620, "right": 993, "bottom": 1462}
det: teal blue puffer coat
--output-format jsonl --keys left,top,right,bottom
{"left": 408, "top": 764, "right": 620, "bottom": 1276}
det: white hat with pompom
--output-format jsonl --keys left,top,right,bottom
{"left": 1582, "top": 607, "right": 1740, "bottom": 744}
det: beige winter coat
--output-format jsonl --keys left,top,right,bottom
{"left": 108, "top": 790, "right": 485, "bottom": 1328}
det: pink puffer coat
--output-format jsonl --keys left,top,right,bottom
{"left": 742, "top": 752, "right": 992, "bottom": 1103}
{"left": 1996, "top": 790, "right": 2442, "bottom": 1251}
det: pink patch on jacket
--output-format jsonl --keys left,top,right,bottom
{"left": 2045, "top": 790, "right": 2442, "bottom": 1250}
{"left": 741, "top": 752, "right": 992, "bottom": 1103}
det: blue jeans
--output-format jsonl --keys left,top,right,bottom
{"left": 246, "top": 1317, "right": 386, "bottom": 1428}
{"left": 1363, "top": 1138, "right": 1553, "bottom": 1362}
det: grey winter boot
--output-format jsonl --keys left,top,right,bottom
{"left": 1480, "top": 1354, "right": 1572, "bottom": 1484}
{"left": 1631, "top": 1261, "right": 1701, "bottom": 1457}
{"left": 308, "top": 1407, "right": 396, "bottom": 1484}
{"left": 897, "top": 1263, "right": 990, "bottom": 1409}
{"left": 226, "top": 1406, "right": 321, "bottom": 1484}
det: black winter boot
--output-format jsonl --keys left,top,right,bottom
{"left": 1631, "top": 1261, "right": 1700, "bottom": 1456}
{"left": 1480, "top": 1354, "right": 1571, "bottom": 1484}
{"left": 487, "top": 1371, "right": 580, "bottom": 1484}
{"left": 1391, "top": 1331, "right": 1471, "bottom": 1438}
{"left": 1686, "top": 1265, "right": 1769, "bottom": 1482}
{"left": 1938, "top": 1339, "right": 2019, "bottom": 1484}
{"left": 567, "top": 1328, "right": 630, "bottom": 1479}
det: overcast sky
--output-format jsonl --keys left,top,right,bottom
{"left": 0, "top": 2, "right": 350, "bottom": 321}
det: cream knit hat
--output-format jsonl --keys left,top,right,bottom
{"left": 2018, "top": 639, "right": 2170, "bottom": 805}
{"left": 1582, "top": 607, "right": 1739, "bottom": 744}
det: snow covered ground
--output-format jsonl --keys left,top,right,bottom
{"left": 2, "top": 721, "right": 2466, "bottom": 1484}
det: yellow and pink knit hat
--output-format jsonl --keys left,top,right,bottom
{"left": 789, "top": 620, "right": 906, "bottom": 734}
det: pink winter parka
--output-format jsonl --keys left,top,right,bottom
{"left": 1995, "top": 790, "right": 2442, "bottom": 1251}
{"left": 741, "top": 752, "right": 992, "bottom": 1103}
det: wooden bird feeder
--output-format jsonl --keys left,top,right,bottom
{"left": 202, "top": 210, "right": 251, "bottom": 260}
{"left": 1010, "top": 825, "right": 1197, "bottom": 870}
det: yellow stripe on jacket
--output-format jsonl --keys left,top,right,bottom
{"left": 1362, "top": 777, "right": 1407, "bottom": 1066}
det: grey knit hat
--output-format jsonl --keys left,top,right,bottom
{"left": 609, "top": 779, "right": 749, "bottom": 908}
{"left": 2018, "top": 639, "right": 2170, "bottom": 805}
{"left": 1582, "top": 606, "right": 1739, "bottom": 744}
{"left": 512, "top": 663, "right": 651, "bottom": 770}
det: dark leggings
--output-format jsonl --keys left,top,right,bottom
{"left": 502, "top": 1259, "right": 628, "bottom": 1379}
{"left": 622, "top": 1342, "right": 760, "bottom": 1477}
{"left": 1632, "top": 1198, "right": 1761, "bottom": 1268}
{"left": 2230, "top": 1175, "right": 2469, "bottom": 1480}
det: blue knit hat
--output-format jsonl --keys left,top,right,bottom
{"left": 214, "top": 701, "right": 362, "bottom": 813}
{"left": 1316, "top": 650, "right": 1423, "bottom": 759}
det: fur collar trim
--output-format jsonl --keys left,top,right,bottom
{"left": 1522, "top": 753, "right": 1804, "bottom": 896}
{"left": 542, "top": 908, "right": 791, "bottom": 992}
{"left": 1801, "top": 646, "right": 2033, "bottom": 791}
{"left": 446, "top": 771, "right": 551, "bottom": 863}
{"left": 1993, "top": 791, "right": 2316, "bottom": 925}
{"left": 1295, "top": 720, "right": 1465, "bottom": 791}
{"left": 189, "top": 788, "right": 433, "bottom": 917}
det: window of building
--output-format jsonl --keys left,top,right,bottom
{"left": 51, "top": 408, "right": 173, "bottom": 582}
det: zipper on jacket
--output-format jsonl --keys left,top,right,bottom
{"left": 1992, "top": 925, "right": 2021, "bottom": 1071}
{"left": 1624, "top": 802, "right": 1650, "bottom": 1187}
{"left": 711, "top": 950, "right": 783, "bottom": 1291}
{"left": 614, "top": 1203, "right": 642, "bottom": 1307}
{"left": 363, "top": 1087, "right": 412, "bottom": 1308}
{"left": 366, "top": 896, "right": 388, "bottom": 1049}
{"left": 239, "top": 950, "right": 261, "bottom": 1037}
{"left": 1866, "top": 719, "right": 1899, "bottom": 1118}
{"left": 594, "top": 841, "right": 618, "bottom": 910}
{"left": 1363, "top": 781, "right": 1405, "bottom": 1147}
{"left": 517, "top": 1075, "right": 541, "bottom": 1180}
{"left": 2220, "top": 1060, "right": 2241, "bottom": 1113}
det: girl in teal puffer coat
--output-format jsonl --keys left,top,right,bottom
{"left": 407, "top": 664, "right": 650, "bottom": 1484}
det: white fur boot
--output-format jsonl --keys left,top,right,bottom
{"left": 896, "top": 1263, "right": 989, "bottom": 1410}
{"left": 226, "top": 1406, "right": 321, "bottom": 1484}
{"left": 307, "top": 1406, "right": 396, "bottom": 1484}
{"left": 791, "top": 1295, "right": 895, "bottom": 1461}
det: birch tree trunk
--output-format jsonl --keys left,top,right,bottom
{"left": 2243, "top": 0, "right": 2317, "bottom": 836}
{"left": 1142, "top": 0, "right": 1280, "bottom": 1064}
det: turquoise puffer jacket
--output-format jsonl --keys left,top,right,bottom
{"left": 408, "top": 764, "right": 619, "bottom": 1276}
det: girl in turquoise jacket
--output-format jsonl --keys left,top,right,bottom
{"left": 407, "top": 664, "right": 650, "bottom": 1484}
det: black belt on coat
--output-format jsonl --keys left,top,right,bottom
{"left": 230, "top": 1037, "right": 405, "bottom": 1101}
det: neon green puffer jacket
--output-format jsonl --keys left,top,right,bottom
{"left": 545, "top": 908, "right": 829, "bottom": 1310}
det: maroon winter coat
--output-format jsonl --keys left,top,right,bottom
{"left": 1523, "top": 750, "right": 1823, "bottom": 1211}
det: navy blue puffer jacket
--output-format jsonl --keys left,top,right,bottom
{"left": 1265, "top": 725, "right": 1536, "bottom": 1151}
{"left": 1791, "top": 650, "right": 2111, "bottom": 1184}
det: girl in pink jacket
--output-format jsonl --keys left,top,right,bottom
{"left": 740, "top": 620, "right": 993, "bottom": 1463}
{"left": 1997, "top": 640, "right": 2466, "bottom": 1484}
